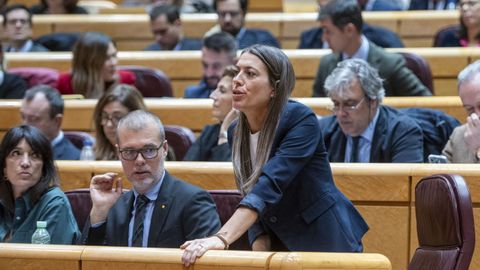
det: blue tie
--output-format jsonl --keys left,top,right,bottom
{"left": 132, "top": 195, "right": 149, "bottom": 247}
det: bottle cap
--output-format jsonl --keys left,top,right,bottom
{"left": 36, "top": 221, "right": 47, "bottom": 228}
{"left": 84, "top": 139, "right": 93, "bottom": 146}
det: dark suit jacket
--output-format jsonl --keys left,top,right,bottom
{"left": 81, "top": 172, "right": 221, "bottom": 247}
{"left": 184, "top": 79, "right": 214, "bottom": 98}
{"left": 5, "top": 41, "right": 50, "bottom": 52}
{"left": 53, "top": 135, "right": 80, "bottom": 160}
{"left": 0, "top": 73, "right": 28, "bottom": 99}
{"left": 364, "top": 0, "right": 403, "bottom": 10}
{"left": 318, "top": 105, "right": 424, "bottom": 163}
{"left": 434, "top": 25, "right": 462, "bottom": 47}
{"left": 238, "top": 28, "right": 281, "bottom": 49}
{"left": 299, "top": 24, "right": 404, "bottom": 49}
{"left": 312, "top": 41, "right": 431, "bottom": 97}
{"left": 237, "top": 101, "right": 368, "bottom": 252}
{"left": 409, "top": 0, "right": 457, "bottom": 10}
{"left": 183, "top": 123, "right": 231, "bottom": 161}
{"left": 144, "top": 38, "right": 202, "bottom": 51}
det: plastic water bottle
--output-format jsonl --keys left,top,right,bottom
{"left": 80, "top": 139, "right": 95, "bottom": 161}
{"left": 31, "top": 221, "right": 50, "bottom": 244}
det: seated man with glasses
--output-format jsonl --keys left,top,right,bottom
{"left": 2, "top": 4, "right": 49, "bottom": 52}
{"left": 209, "top": 0, "right": 280, "bottom": 49}
{"left": 318, "top": 59, "right": 424, "bottom": 163}
{"left": 20, "top": 85, "right": 80, "bottom": 160}
{"left": 80, "top": 110, "right": 221, "bottom": 247}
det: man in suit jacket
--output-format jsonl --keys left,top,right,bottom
{"left": 319, "top": 58, "right": 424, "bottom": 163}
{"left": 20, "top": 85, "right": 80, "bottom": 160}
{"left": 300, "top": 0, "right": 403, "bottom": 49}
{"left": 212, "top": 0, "right": 280, "bottom": 49}
{"left": 299, "top": 23, "right": 403, "bottom": 49}
{"left": 358, "top": 0, "right": 403, "bottom": 10}
{"left": 184, "top": 32, "right": 237, "bottom": 98}
{"left": 2, "top": 5, "right": 49, "bottom": 52}
{"left": 145, "top": 4, "right": 202, "bottom": 51}
{"left": 81, "top": 110, "right": 221, "bottom": 247}
{"left": 312, "top": 0, "right": 430, "bottom": 97}
{"left": 443, "top": 60, "right": 480, "bottom": 163}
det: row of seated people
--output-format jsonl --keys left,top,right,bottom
{"left": 3, "top": 2, "right": 439, "bottom": 100}
{"left": 0, "top": 73, "right": 372, "bottom": 260}
{"left": 18, "top": 83, "right": 195, "bottom": 161}
{"left": 2, "top": 0, "right": 478, "bottom": 54}
{"left": 2, "top": 29, "right": 437, "bottom": 100}
{"left": 0, "top": 1, "right": 468, "bottom": 101}
{"left": 10, "top": 56, "right": 479, "bottom": 166}
{"left": 1, "top": 44, "right": 478, "bottom": 268}
{"left": 6, "top": 0, "right": 465, "bottom": 16}
{"left": 0, "top": 120, "right": 475, "bottom": 269}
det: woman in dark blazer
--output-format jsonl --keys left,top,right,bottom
{"left": 181, "top": 45, "right": 368, "bottom": 265}
{"left": 435, "top": 0, "right": 480, "bottom": 47}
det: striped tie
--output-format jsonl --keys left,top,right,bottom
{"left": 132, "top": 194, "right": 150, "bottom": 247}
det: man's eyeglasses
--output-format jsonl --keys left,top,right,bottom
{"left": 118, "top": 142, "right": 164, "bottom": 161}
{"left": 6, "top": 19, "right": 29, "bottom": 26}
{"left": 101, "top": 114, "right": 125, "bottom": 126}
{"left": 330, "top": 96, "right": 367, "bottom": 113}
{"left": 217, "top": 11, "right": 241, "bottom": 18}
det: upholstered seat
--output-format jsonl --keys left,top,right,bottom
{"left": 64, "top": 131, "right": 95, "bottom": 150}
{"left": 398, "top": 52, "right": 434, "bottom": 94}
{"left": 409, "top": 174, "right": 475, "bottom": 270}
{"left": 118, "top": 66, "right": 173, "bottom": 97}
{"left": 165, "top": 125, "right": 196, "bottom": 161}
{"left": 35, "top": 32, "right": 82, "bottom": 51}
{"left": 8, "top": 67, "right": 59, "bottom": 88}
{"left": 65, "top": 189, "right": 92, "bottom": 231}
{"left": 208, "top": 190, "right": 250, "bottom": 250}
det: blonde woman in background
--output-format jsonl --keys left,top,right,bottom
{"left": 56, "top": 32, "right": 135, "bottom": 98}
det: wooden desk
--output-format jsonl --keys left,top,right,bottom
{"left": 0, "top": 97, "right": 468, "bottom": 139}
{"left": 4, "top": 47, "right": 472, "bottom": 97}
{"left": 269, "top": 252, "right": 392, "bottom": 270}
{"left": 0, "top": 243, "right": 83, "bottom": 270}
{"left": 81, "top": 247, "right": 274, "bottom": 270}
{"left": 0, "top": 243, "right": 392, "bottom": 270}
{"left": 53, "top": 161, "right": 480, "bottom": 270}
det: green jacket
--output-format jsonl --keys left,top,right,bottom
{"left": 0, "top": 186, "right": 80, "bottom": 244}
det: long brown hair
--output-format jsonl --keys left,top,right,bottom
{"left": 232, "top": 45, "right": 295, "bottom": 194}
{"left": 93, "top": 84, "right": 146, "bottom": 160}
{"left": 72, "top": 32, "right": 115, "bottom": 98}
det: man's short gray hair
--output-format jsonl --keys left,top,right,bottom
{"left": 458, "top": 60, "right": 480, "bottom": 89}
{"left": 324, "top": 58, "right": 385, "bottom": 102}
{"left": 116, "top": 110, "right": 165, "bottom": 142}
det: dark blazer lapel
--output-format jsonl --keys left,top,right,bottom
{"left": 115, "top": 191, "right": 134, "bottom": 246}
{"left": 370, "top": 106, "right": 387, "bottom": 162}
{"left": 148, "top": 171, "right": 174, "bottom": 246}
